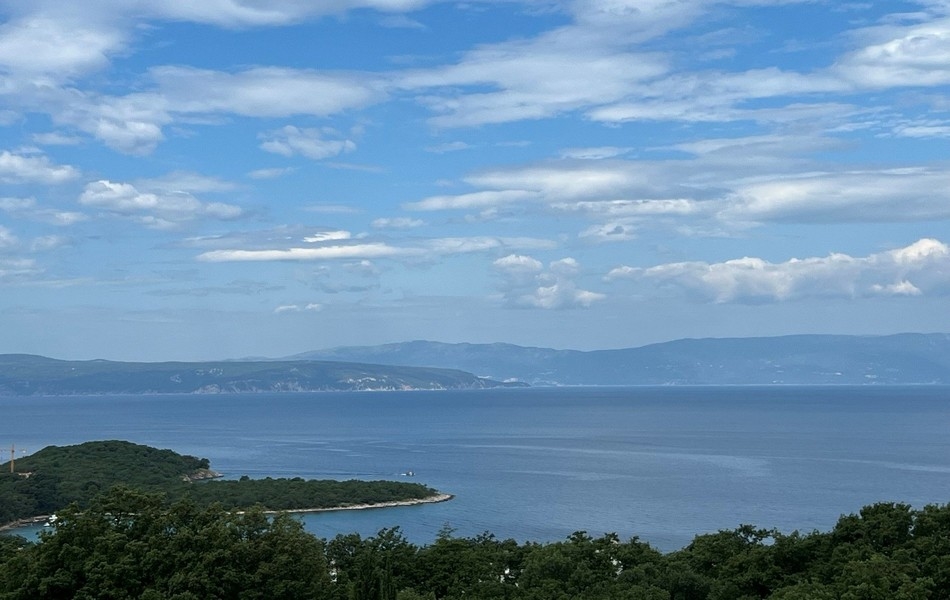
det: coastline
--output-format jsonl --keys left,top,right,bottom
{"left": 1, "top": 494, "right": 454, "bottom": 534}
{"left": 263, "top": 493, "right": 455, "bottom": 515}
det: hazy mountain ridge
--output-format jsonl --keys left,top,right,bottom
{"left": 290, "top": 333, "right": 950, "bottom": 385}
{"left": 0, "top": 355, "right": 515, "bottom": 396}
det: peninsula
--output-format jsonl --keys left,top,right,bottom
{"left": 0, "top": 440, "right": 449, "bottom": 529}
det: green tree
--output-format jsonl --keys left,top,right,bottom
{"left": 0, "top": 486, "right": 334, "bottom": 600}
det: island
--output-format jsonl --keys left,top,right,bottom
{"left": 0, "top": 440, "right": 450, "bottom": 530}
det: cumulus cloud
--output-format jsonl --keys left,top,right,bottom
{"left": 56, "top": 92, "right": 171, "bottom": 154}
{"left": 79, "top": 180, "right": 243, "bottom": 229}
{"left": 494, "top": 254, "right": 605, "bottom": 309}
{"left": 0, "top": 151, "right": 80, "bottom": 184}
{"left": 606, "top": 238, "right": 950, "bottom": 303}
{"left": 259, "top": 126, "right": 357, "bottom": 160}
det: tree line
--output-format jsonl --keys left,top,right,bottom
{"left": 2, "top": 486, "right": 948, "bottom": 599}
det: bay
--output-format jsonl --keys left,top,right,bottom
{"left": 3, "top": 385, "right": 950, "bottom": 552}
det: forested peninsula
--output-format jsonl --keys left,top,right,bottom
{"left": 0, "top": 440, "right": 444, "bottom": 528}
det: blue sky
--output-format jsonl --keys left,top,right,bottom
{"left": 1, "top": 0, "right": 950, "bottom": 361}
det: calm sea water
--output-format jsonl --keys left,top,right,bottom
{"left": 3, "top": 386, "right": 950, "bottom": 551}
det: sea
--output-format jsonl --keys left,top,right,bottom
{"left": 3, "top": 385, "right": 950, "bottom": 552}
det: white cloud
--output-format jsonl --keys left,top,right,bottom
{"left": 0, "top": 151, "right": 80, "bottom": 184}
{"left": 137, "top": 172, "right": 238, "bottom": 194}
{"left": 0, "top": 257, "right": 41, "bottom": 282}
{"left": 0, "top": 225, "right": 18, "bottom": 249}
{"left": 247, "top": 167, "right": 295, "bottom": 179}
{"left": 399, "top": 17, "right": 670, "bottom": 127}
{"left": 722, "top": 168, "right": 950, "bottom": 223}
{"left": 49, "top": 67, "right": 382, "bottom": 154}
{"left": 378, "top": 14, "right": 426, "bottom": 29}
{"left": 0, "top": 197, "right": 88, "bottom": 226}
{"left": 467, "top": 162, "right": 657, "bottom": 202}
{"left": 152, "top": 66, "right": 384, "bottom": 118}
{"left": 425, "top": 141, "right": 472, "bottom": 153}
{"left": 197, "top": 243, "right": 408, "bottom": 262}
{"left": 32, "top": 132, "right": 83, "bottom": 146}
{"left": 30, "top": 235, "right": 71, "bottom": 252}
{"left": 557, "top": 199, "right": 701, "bottom": 217}
{"left": 194, "top": 231, "right": 554, "bottom": 265}
{"left": 371, "top": 217, "right": 424, "bottom": 229}
{"left": 835, "top": 17, "right": 950, "bottom": 89}
{"left": 260, "top": 126, "right": 357, "bottom": 160}
{"left": 892, "top": 121, "right": 950, "bottom": 138}
{"left": 274, "top": 303, "right": 323, "bottom": 314}
{"left": 494, "top": 254, "right": 605, "bottom": 309}
{"left": 426, "top": 236, "right": 555, "bottom": 255}
{"left": 139, "top": 0, "right": 434, "bottom": 27}
{"left": 560, "top": 146, "right": 630, "bottom": 160}
{"left": 607, "top": 238, "right": 950, "bottom": 303}
{"left": 56, "top": 92, "right": 171, "bottom": 154}
{"left": 405, "top": 190, "right": 540, "bottom": 211}
{"left": 0, "top": 15, "right": 124, "bottom": 77}
{"left": 79, "top": 180, "right": 243, "bottom": 229}
{"left": 303, "top": 230, "right": 352, "bottom": 243}
{"left": 579, "top": 221, "right": 637, "bottom": 242}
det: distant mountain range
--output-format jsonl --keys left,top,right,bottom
{"left": 3, "top": 334, "right": 948, "bottom": 395}
{"left": 289, "top": 333, "right": 950, "bottom": 386}
{"left": 0, "top": 355, "right": 517, "bottom": 396}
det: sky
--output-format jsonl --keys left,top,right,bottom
{"left": 1, "top": 0, "right": 950, "bottom": 361}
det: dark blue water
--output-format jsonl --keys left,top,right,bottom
{"left": 3, "top": 386, "right": 950, "bottom": 551}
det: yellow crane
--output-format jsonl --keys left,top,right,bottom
{"left": 7, "top": 443, "right": 27, "bottom": 474}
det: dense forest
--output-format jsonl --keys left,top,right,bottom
{"left": 0, "top": 441, "right": 439, "bottom": 526}
{"left": 1, "top": 486, "right": 948, "bottom": 599}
